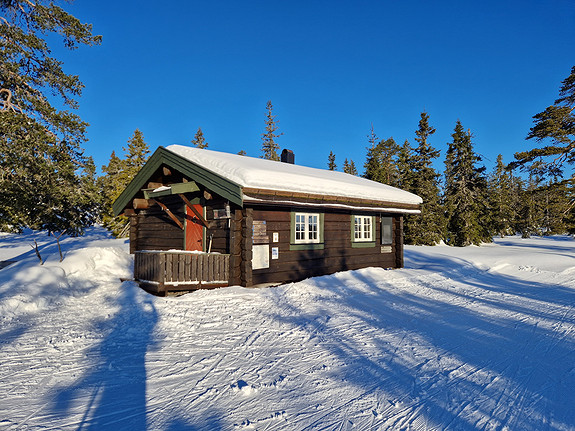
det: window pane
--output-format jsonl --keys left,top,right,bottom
{"left": 382, "top": 217, "right": 393, "bottom": 244}
{"left": 364, "top": 217, "right": 371, "bottom": 239}
{"left": 309, "top": 215, "right": 318, "bottom": 240}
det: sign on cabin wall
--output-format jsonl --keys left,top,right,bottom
{"left": 252, "top": 244, "right": 270, "bottom": 269}
{"left": 252, "top": 220, "right": 271, "bottom": 269}
{"left": 253, "top": 220, "right": 269, "bottom": 244}
{"left": 213, "top": 203, "right": 231, "bottom": 219}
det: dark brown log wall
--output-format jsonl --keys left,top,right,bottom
{"left": 249, "top": 206, "right": 403, "bottom": 286}
{"left": 130, "top": 195, "right": 186, "bottom": 252}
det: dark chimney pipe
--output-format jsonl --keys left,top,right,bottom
{"left": 281, "top": 149, "right": 295, "bottom": 164}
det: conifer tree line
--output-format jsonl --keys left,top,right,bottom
{"left": 1, "top": 0, "right": 572, "bottom": 244}
{"left": 328, "top": 102, "right": 573, "bottom": 245}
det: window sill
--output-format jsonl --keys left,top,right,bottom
{"left": 289, "top": 243, "right": 325, "bottom": 251}
{"left": 351, "top": 241, "right": 376, "bottom": 248}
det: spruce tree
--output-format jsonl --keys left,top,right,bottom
{"left": 343, "top": 158, "right": 358, "bottom": 175}
{"left": 328, "top": 151, "right": 337, "bottom": 170}
{"left": 364, "top": 135, "right": 400, "bottom": 186}
{"left": 489, "top": 155, "right": 515, "bottom": 237}
{"left": 0, "top": 0, "right": 101, "bottom": 233}
{"left": 260, "top": 100, "right": 282, "bottom": 160}
{"left": 404, "top": 112, "right": 444, "bottom": 245}
{"left": 191, "top": 127, "right": 208, "bottom": 148}
{"left": 123, "top": 129, "right": 150, "bottom": 179}
{"left": 396, "top": 140, "right": 415, "bottom": 191}
{"left": 517, "top": 175, "right": 544, "bottom": 238}
{"left": 349, "top": 160, "right": 358, "bottom": 176}
{"left": 444, "top": 121, "right": 491, "bottom": 246}
{"left": 99, "top": 130, "right": 150, "bottom": 236}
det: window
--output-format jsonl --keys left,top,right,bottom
{"left": 294, "top": 213, "right": 320, "bottom": 243}
{"left": 354, "top": 215, "right": 373, "bottom": 242}
{"left": 381, "top": 216, "right": 393, "bottom": 245}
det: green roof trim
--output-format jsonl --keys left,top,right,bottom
{"left": 112, "top": 146, "right": 243, "bottom": 216}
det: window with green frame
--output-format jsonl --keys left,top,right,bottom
{"left": 351, "top": 215, "right": 376, "bottom": 248}
{"left": 290, "top": 211, "right": 324, "bottom": 250}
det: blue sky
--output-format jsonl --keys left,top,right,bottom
{"left": 57, "top": 0, "right": 575, "bottom": 175}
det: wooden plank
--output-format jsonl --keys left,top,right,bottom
{"left": 207, "top": 255, "right": 214, "bottom": 281}
{"left": 159, "top": 253, "right": 166, "bottom": 285}
{"left": 184, "top": 254, "right": 191, "bottom": 282}
{"left": 178, "top": 254, "right": 185, "bottom": 282}
{"left": 197, "top": 255, "right": 203, "bottom": 282}
{"left": 166, "top": 253, "right": 173, "bottom": 283}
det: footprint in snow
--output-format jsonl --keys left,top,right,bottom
{"left": 231, "top": 379, "right": 257, "bottom": 396}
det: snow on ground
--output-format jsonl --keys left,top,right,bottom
{"left": 1, "top": 228, "right": 575, "bottom": 430}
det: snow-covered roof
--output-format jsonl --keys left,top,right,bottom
{"left": 166, "top": 145, "right": 422, "bottom": 206}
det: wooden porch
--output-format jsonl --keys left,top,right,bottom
{"left": 134, "top": 250, "right": 230, "bottom": 295}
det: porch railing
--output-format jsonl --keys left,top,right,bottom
{"left": 134, "top": 250, "right": 230, "bottom": 293}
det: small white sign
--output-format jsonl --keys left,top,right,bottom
{"left": 272, "top": 247, "right": 279, "bottom": 259}
{"left": 381, "top": 246, "right": 392, "bottom": 254}
{"left": 273, "top": 232, "right": 279, "bottom": 242}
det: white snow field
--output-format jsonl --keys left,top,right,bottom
{"left": 1, "top": 228, "right": 575, "bottom": 430}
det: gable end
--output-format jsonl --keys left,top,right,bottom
{"left": 113, "top": 146, "right": 243, "bottom": 216}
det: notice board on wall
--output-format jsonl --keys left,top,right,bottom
{"left": 252, "top": 244, "right": 270, "bottom": 270}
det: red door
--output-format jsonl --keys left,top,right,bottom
{"left": 185, "top": 204, "right": 204, "bottom": 251}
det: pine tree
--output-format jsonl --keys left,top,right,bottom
{"left": 404, "top": 112, "right": 444, "bottom": 245}
{"left": 444, "top": 121, "right": 491, "bottom": 246}
{"left": 238, "top": 150, "right": 247, "bottom": 156}
{"left": 511, "top": 66, "right": 575, "bottom": 177}
{"left": 99, "top": 130, "right": 150, "bottom": 236}
{"left": 260, "top": 100, "right": 282, "bottom": 160}
{"left": 328, "top": 151, "right": 337, "bottom": 170}
{"left": 191, "top": 127, "right": 208, "bottom": 149}
{"left": 0, "top": 0, "right": 101, "bottom": 233}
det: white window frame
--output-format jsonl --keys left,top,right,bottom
{"left": 354, "top": 215, "right": 373, "bottom": 242}
{"left": 294, "top": 212, "right": 320, "bottom": 244}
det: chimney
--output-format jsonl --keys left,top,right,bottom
{"left": 281, "top": 149, "right": 295, "bottom": 164}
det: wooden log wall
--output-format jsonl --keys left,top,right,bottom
{"left": 204, "top": 197, "right": 231, "bottom": 254}
{"left": 130, "top": 195, "right": 186, "bottom": 252}
{"left": 249, "top": 206, "right": 402, "bottom": 286}
{"left": 228, "top": 208, "right": 243, "bottom": 286}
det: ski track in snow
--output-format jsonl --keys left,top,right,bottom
{"left": 1, "top": 229, "right": 575, "bottom": 430}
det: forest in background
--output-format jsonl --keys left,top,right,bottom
{"left": 1, "top": 0, "right": 574, "bottom": 246}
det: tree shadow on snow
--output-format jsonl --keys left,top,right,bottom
{"left": 264, "top": 250, "right": 575, "bottom": 430}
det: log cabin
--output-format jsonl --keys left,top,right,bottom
{"left": 113, "top": 145, "right": 422, "bottom": 294}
